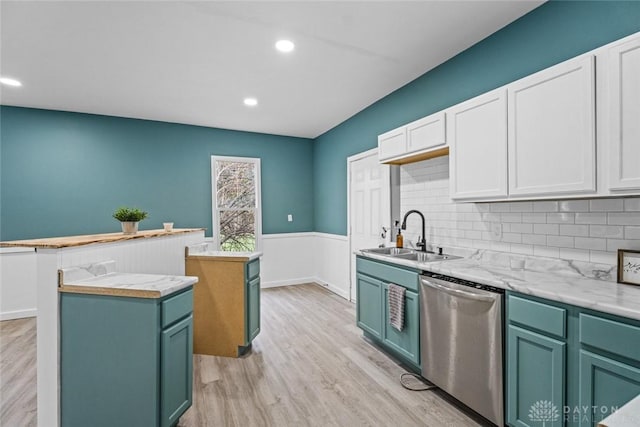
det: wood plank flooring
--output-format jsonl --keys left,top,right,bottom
{"left": 0, "top": 284, "right": 487, "bottom": 427}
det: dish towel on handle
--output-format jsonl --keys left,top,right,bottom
{"left": 388, "top": 283, "right": 406, "bottom": 332}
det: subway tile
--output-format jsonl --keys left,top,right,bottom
{"left": 490, "top": 241, "right": 511, "bottom": 252}
{"left": 533, "top": 224, "right": 559, "bottom": 235}
{"left": 490, "top": 203, "right": 511, "bottom": 213}
{"left": 574, "top": 237, "right": 607, "bottom": 251}
{"left": 590, "top": 225, "right": 624, "bottom": 239}
{"left": 546, "top": 213, "right": 575, "bottom": 224}
{"left": 510, "top": 202, "right": 533, "bottom": 212}
{"left": 626, "top": 227, "right": 640, "bottom": 239}
{"left": 546, "top": 235, "right": 574, "bottom": 248}
{"left": 522, "top": 234, "right": 547, "bottom": 245}
{"left": 608, "top": 239, "right": 640, "bottom": 252}
{"left": 457, "top": 221, "right": 474, "bottom": 230}
{"left": 511, "top": 244, "right": 534, "bottom": 255}
{"left": 473, "top": 222, "right": 489, "bottom": 231}
{"left": 501, "top": 213, "right": 522, "bottom": 223}
{"left": 590, "top": 250, "right": 617, "bottom": 265}
{"left": 482, "top": 231, "right": 495, "bottom": 241}
{"left": 510, "top": 223, "right": 534, "bottom": 234}
{"left": 475, "top": 204, "right": 492, "bottom": 213}
{"left": 575, "top": 212, "right": 607, "bottom": 225}
{"left": 473, "top": 240, "right": 492, "bottom": 250}
{"left": 522, "top": 212, "right": 547, "bottom": 224}
{"left": 590, "top": 199, "right": 624, "bottom": 212}
{"left": 608, "top": 212, "right": 640, "bottom": 226}
{"left": 624, "top": 198, "right": 640, "bottom": 211}
{"left": 533, "top": 201, "right": 559, "bottom": 212}
{"left": 502, "top": 233, "right": 522, "bottom": 244}
{"left": 559, "top": 248, "right": 590, "bottom": 262}
{"left": 465, "top": 230, "right": 482, "bottom": 240}
{"left": 559, "top": 224, "right": 589, "bottom": 237}
{"left": 559, "top": 200, "right": 590, "bottom": 212}
{"left": 534, "top": 246, "right": 559, "bottom": 258}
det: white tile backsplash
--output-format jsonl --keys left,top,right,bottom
{"left": 399, "top": 156, "right": 640, "bottom": 266}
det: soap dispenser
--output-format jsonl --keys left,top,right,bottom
{"left": 395, "top": 222, "right": 404, "bottom": 248}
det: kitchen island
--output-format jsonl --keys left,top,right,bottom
{"left": 0, "top": 228, "right": 205, "bottom": 427}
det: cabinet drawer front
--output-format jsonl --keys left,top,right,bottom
{"left": 579, "top": 313, "right": 640, "bottom": 362}
{"left": 508, "top": 294, "right": 566, "bottom": 338}
{"left": 356, "top": 257, "right": 419, "bottom": 292}
{"left": 246, "top": 259, "right": 260, "bottom": 280}
{"left": 162, "top": 289, "right": 193, "bottom": 328}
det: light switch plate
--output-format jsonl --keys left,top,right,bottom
{"left": 287, "top": 214, "right": 293, "bottom": 222}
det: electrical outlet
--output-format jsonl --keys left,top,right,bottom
{"left": 287, "top": 214, "right": 293, "bottom": 222}
{"left": 491, "top": 222, "right": 502, "bottom": 240}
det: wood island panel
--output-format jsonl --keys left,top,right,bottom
{"left": 0, "top": 228, "right": 205, "bottom": 249}
{"left": 186, "top": 258, "right": 247, "bottom": 357}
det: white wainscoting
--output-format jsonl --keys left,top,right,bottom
{"left": 0, "top": 247, "right": 38, "bottom": 320}
{"left": 0, "top": 231, "right": 352, "bottom": 321}
{"left": 312, "top": 233, "right": 350, "bottom": 300}
{"left": 261, "top": 233, "right": 316, "bottom": 287}
{"left": 260, "top": 232, "right": 350, "bottom": 300}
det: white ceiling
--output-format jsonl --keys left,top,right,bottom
{"left": 0, "top": 1, "right": 544, "bottom": 138}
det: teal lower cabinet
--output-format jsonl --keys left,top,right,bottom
{"left": 356, "top": 273, "right": 384, "bottom": 339}
{"left": 355, "top": 256, "right": 420, "bottom": 371}
{"left": 61, "top": 288, "right": 194, "bottom": 427}
{"left": 506, "top": 291, "right": 640, "bottom": 427}
{"left": 383, "top": 284, "right": 420, "bottom": 366}
{"left": 507, "top": 325, "right": 566, "bottom": 427}
{"left": 246, "top": 275, "right": 261, "bottom": 343}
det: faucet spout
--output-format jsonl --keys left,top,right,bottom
{"left": 401, "top": 210, "right": 427, "bottom": 252}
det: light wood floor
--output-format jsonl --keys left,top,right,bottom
{"left": 1, "top": 284, "right": 487, "bottom": 426}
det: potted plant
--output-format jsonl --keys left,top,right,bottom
{"left": 113, "top": 207, "right": 148, "bottom": 234}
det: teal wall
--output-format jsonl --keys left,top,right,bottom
{"left": 313, "top": 0, "right": 640, "bottom": 235}
{"left": 0, "top": 107, "right": 314, "bottom": 240}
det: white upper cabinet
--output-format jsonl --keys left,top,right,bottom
{"left": 378, "top": 126, "right": 407, "bottom": 161}
{"left": 378, "top": 111, "right": 446, "bottom": 164}
{"left": 507, "top": 55, "right": 596, "bottom": 197}
{"left": 449, "top": 89, "right": 508, "bottom": 200}
{"left": 406, "top": 112, "right": 446, "bottom": 154}
{"left": 608, "top": 36, "right": 640, "bottom": 191}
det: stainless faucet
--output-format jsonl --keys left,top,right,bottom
{"left": 401, "top": 210, "right": 427, "bottom": 252}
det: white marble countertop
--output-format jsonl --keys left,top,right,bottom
{"left": 58, "top": 260, "right": 197, "bottom": 298}
{"left": 186, "top": 243, "right": 262, "bottom": 261}
{"left": 356, "top": 249, "right": 640, "bottom": 321}
{"left": 598, "top": 394, "right": 640, "bottom": 426}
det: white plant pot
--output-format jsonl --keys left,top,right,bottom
{"left": 120, "top": 221, "right": 139, "bottom": 235}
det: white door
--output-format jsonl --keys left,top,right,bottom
{"left": 508, "top": 55, "right": 596, "bottom": 197}
{"left": 449, "top": 89, "right": 508, "bottom": 201}
{"left": 608, "top": 35, "right": 640, "bottom": 191}
{"left": 348, "top": 148, "right": 392, "bottom": 302}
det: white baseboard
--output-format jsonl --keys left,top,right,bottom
{"left": 261, "top": 277, "right": 316, "bottom": 288}
{"left": 1, "top": 308, "right": 37, "bottom": 321}
{"left": 313, "top": 277, "right": 350, "bottom": 300}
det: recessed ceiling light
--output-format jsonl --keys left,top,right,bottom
{"left": 0, "top": 77, "right": 22, "bottom": 87}
{"left": 243, "top": 97, "right": 258, "bottom": 107}
{"left": 275, "top": 39, "right": 295, "bottom": 53}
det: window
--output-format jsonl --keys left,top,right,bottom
{"left": 211, "top": 156, "right": 261, "bottom": 251}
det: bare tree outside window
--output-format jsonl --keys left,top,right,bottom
{"left": 211, "top": 156, "right": 261, "bottom": 251}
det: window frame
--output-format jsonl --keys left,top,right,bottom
{"left": 210, "top": 155, "right": 262, "bottom": 252}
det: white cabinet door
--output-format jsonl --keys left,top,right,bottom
{"left": 608, "top": 36, "right": 640, "bottom": 191}
{"left": 508, "top": 55, "right": 596, "bottom": 197}
{"left": 406, "top": 111, "right": 446, "bottom": 154}
{"left": 449, "top": 89, "right": 508, "bottom": 200}
{"left": 378, "top": 127, "right": 406, "bottom": 161}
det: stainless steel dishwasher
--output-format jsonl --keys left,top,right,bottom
{"left": 420, "top": 272, "right": 504, "bottom": 426}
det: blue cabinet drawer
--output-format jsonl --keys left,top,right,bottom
{"left": 356, "top": 257, "right": 419, "bottom": 292}
{"left": 579, "top": 313, "right": 640, "bottom": 363}
{"left": 162, "top": 289, "right": 193, "bottom": 329}
{"left": 247, "top": 259, "right": 260, "bottom": 280}
{"left": 508, "top": 294, "right": 566, "bottom": 338}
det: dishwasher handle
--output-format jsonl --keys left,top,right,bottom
{"left": 421, "top": 278, "right": 497, "bottom": 303}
